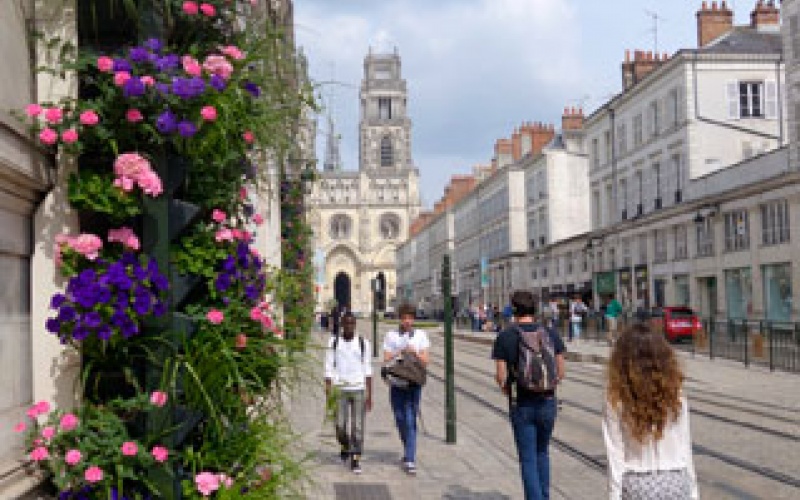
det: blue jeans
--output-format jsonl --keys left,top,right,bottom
{"left": 510, "top": 397, "right": 557, "bottom": 500}
{"left": 390, "top": 385, "right": 422, "bottom": 462}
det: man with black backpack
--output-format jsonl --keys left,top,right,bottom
{"left": 325, "top": 312, "right": 373, "bottom": 474}
{"left": 492, "top": 290, "right": 566, "bottom": 500}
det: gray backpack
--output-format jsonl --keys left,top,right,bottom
{"left": 515, "top": 326, "right": 558, "bottom": 392}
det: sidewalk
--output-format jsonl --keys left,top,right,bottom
{"left": 288, "top": 329, "right": 528, "bottom": 500}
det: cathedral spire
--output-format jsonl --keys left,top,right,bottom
{"left": 323, "top": 114, "right": 342, "bottom": 172}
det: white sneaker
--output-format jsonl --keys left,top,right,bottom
{"left": 404, "top": 462, "right": 417, "bottom": 475}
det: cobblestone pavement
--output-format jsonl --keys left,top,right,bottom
{"left": 292, "top": 323, "right": 799, "bottom": 500}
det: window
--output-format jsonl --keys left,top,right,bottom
{"left": 724, "top": 209, "right": 750, "bottom": 252}
{"left": 666, "top": 89, "right": 679, "bottom": 129}
{"left": 591, "top": 138, "right": 600, "bottom": 170}
{"left": 653, "top": 163, "right": 661, "bottom": 205}
{"left": 621, "top": 238, "right": 631, "bottom": 267}
{"left": 740, "top": 82, "right": 763, "bottom": 118}
{"left": 604, "top": 129, "right": 612, "bottom": 163}
{"left": 633, "top": 114, "right": 643, "bottom": 146}
{"left": 619, "top": 178, "right": 628, "bottom": 217}
{"left": 674, "top": 225, "right": 688, "bottom": 260}
{"left": 729, "top": 81, "right": 777, "bottom": 119}
{"left": 649, "top": 100, "right": 660, "bottom": 137}
{"left": 537, "top": 171, "right": 547, "bottom": 199}
{"left": 638, "top": 233, "right": 648, "bottom": 264}
{"left": 617, "top": 123, "right": 627, "bottom": 155}
{"left": 539, "top": 211, "right": 548, "bottom": 245}
{"left": 566, "top": 252, "right": 573, "bottom": 275}
{"left": 378, "top": 97, "right": 392, "bottom": 119}
{"left": 792, "top": 15, "right": 800, "bottom": 60}
{"left": 380, "top": 135, "right": 393, "bottom": 167}
{"left": 635, "top": 171, "right": 643, "bottom": 213}
{"left": 696, "top": 218, "right": 714, "bottom": 257}
{"left": 380, "top": 213, "right": 401, "bottom": 240}
{"left": 672, "top": 153, "right": 683, "bottom": 201}
{"left": 329, "top": 214, "right": 352, "bottom": 240}
{"left": 592, "top": 190, "right": 601, "bottom": 229}
{"left": 761, "top": 199, "right": 790, "bottom": 246}
{"left": 654, "top": 229, "right": 668, "bottom": 263}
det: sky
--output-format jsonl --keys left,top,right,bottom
{"left": 294, "top": 0, "right": 761, "bottom": 207}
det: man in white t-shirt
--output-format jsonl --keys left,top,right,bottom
{"left": 325, "top": 313, "right": 372, "bottom": 474}
{"left": 382, "top": 303, "right": 430, "bottom": 476}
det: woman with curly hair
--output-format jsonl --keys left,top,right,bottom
{"left": 603, "top": 324, "right": 698, "bottom": 499}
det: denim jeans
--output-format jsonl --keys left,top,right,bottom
{"left": 335, "top": 389, "right": 366, "bottom": 456}
{"left": 390, "top": 385, "right": 422, "bottom": 462}
{"left": 510, "top": 397, "right": 557, "bottom": 500}
{"left": 570, "top": 321, "right": 582, "bottom": 341}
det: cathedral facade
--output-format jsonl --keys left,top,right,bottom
{"left": 308, "top": 49, "right": 421, "bottom": 314}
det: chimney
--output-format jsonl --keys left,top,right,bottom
{"left": 494, "top": 138, "right": 514, "bottom": 168}
{"left": 696, "top": 1, "right": 734, "bottom": 47}
{"left": 562, "top": 107, "right": 584, "bottom": 131}
{"left": 621, "top": 50, "right": 667, "bottom": 91}
{"left": 511, "top": 129, "right": 523, "bottom": 161}
{"left": 750, "top": 0, "right": 780, "bottom": 31}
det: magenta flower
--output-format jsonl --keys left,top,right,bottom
{"left": 84, "top": 466, "right": 103, "bottom": 483}
{"left": 121, "top": 441, "right": 138, "bottom": 456}
{"left": 30, "top": 447, "right": 49, "bottom": 462}
{"left": 108, "top": 227, "right": 140, "bottom": 251}
{"left": 218, "top": 473, "right": 233, "bottom": 488}
{"left": 44, "top": 107, "right": 63, "bottom": 124}
{"left": 200, "top": 3, "right": 216, "bottom": 17}
{"left": 141, "top": 75, "right": 155, "bottom": 86}
{"left": 243, "top": 131, "right": 254, "bottom": 144}
{"left": 114, "top": 71, "right": 131, "bottom": 86}
{"left": 65, "top": 449, "right": 82, "bottom": 466}
{"left": 61, "top": 129, "right": 79, "bottom": 144}
{"left": 182, "top": 55, "right": 202, "bottom": 77}
{"left": 59, "top": 413, "right": 79, "bottom": 431}
{"left": 249, "top": 307, "right": 263, "bottom": 321}
{"left": 215, "top": 228, "right": 233, "bottom": 243}
{"left": 25, "top": 104, "right": 42, "bottom": 117}
{"left": 151, "top": 446, "right": 169, "bottom": 463}
{"left": 137, "top": 170, "right": 164, "bottom": 196}
{"left": 150, "top": 391, "right": 168, "bottom": 407}
{"left": 221, "top": 45, "right": 245, "bottom": 60}
{"left": 41, "top": 426, "right": 56, "bottom": 440}
{"left": 125, "top": 109, "right": 144, "bottom": 123}
{"left": 39, "top": 127, "right": 58, "bottom": 145}
{"left": 66, "top": 234, "right": 103, "bottom": 261}
{"left": 195, "top": 472, "right": 221, "bottom": 496}
{"left": 182, "top": 1, "right": 199, "bottom": 15}
{"left": 253, "top": 213, "right": 264, "bottom": 225}
{"left": 200, "top": 105, "right": 217, "bottom": 122}
{"left": 97, "top": 56, "right": 114, "bottom": 72}
{"left": 13, "top": 422, "right": 26, "bottom": 433}
{"left": 211, "top": 209, "right": 226, "bottom": 223}
{"left": 203, "top": 55, "right": 233, "bottom": 80}
{"left": 79, "top": 110, "right": 99, "bottom": 126}
{"left": 206, "top": 309, "right": 224, "bottom": 324}
{"left": 34, "top": 401, "right": 51, "bottom": 414}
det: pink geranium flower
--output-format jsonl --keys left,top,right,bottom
{"left": 41, "top": 426, "right": 56, "bottom": 440}
{"left": 121, "top": 441, "right": 138, "bottom": 456}
{"left": 137, "top": 170, "right": 163, "bottom": 197}
{"left": 44, "top": 107, "right": 63, "bottom": 124}
{"left": 200, "top": 105, "right": 217, "bottom": 121}
{"left": 30, "top": 447, "right": 49, "bottom": 462}
{"left": 182, "top": 55, "right": 202, "bottom": 77}
{"left": 25, "top": 104, "right": 42, "bottom": 117}
{"left": 200, "top": 3, "right": 216, "bottom": 17}
{"left": 59, "top": 413, "right": 79, "bottom": 431}
{"left": 195, "top": 472, "right": 221, "bottom": 496}
{"left": 68, "top": 234, "right": 103, "bottom": 261}
{"left": 182, "top": 1, "right": 199, "bottom": 14}
{"left": 150, "top": 391, "right": 168, "bottom": 407}
{"left": 114, "top": 71, "right": 131, "bottom": 86}
{"left": 215, "top": 228, "right": 233, "bottom": 242}
{"left": 126, "top": 109, "right": 144, "bottom": 123}
{"left": 249, "top": 307, "right": 263, "bottom": 321}
{"left": 65, "top": 449, "right": 82, "bottom": 466}
{"left": 84, "top": 466, "right": 103, "bottom": 483}
{"left": 218, "top": 474, "right": 233, "bottom": 488}
{"left": 108, "top": 227, "right": 140, "bottom": 251}
{"left": 39, "top": 128, "right": 58, "bottom": 145}
{"left": 34, "top": 401, "right": 51, "bottom": 414}
{"left": 221, "top": 45, "right": 244, "bottom": 60}
{"left": 79, "top": 110, "right": 99, "bottom": 126}
{"left": 151, "top": 446, "right": 169, "bottom": 463}
{"left": 61, "top": 129, "right": 79, "bottom": 144}
{"left": 203, "top": 55, "right": 233, "bottom": 80}
{"left": 13, "top": 422, "right": 26, "bottom": 433}
{"left": 239, "top": 187, "right": 248, "bottom": 199}
{"left": 211, "top": 209, "right": 226, "bottom": 223}
{"left": 206, "top": 309, "right": 224, "bottom": 324}
{"left": 253, "top": 213, "right": 264, "bottom": 226}
{"left": 242, "top": 130, "right": 254, "bottom": 143}
{"left": 141, "top": 75, "right": 155, "bottom": 86}
{"left": 97, "top": 56, "right": 114, "bottom": 72}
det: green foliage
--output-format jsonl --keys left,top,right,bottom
{"left": 172, "top": 224, "right": 233, "bottom": 281}
{"left": 68, "top": 170, "right": 142, "bottom": 222}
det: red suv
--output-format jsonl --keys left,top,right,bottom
{"left": 650, "top": 307, "right": 702, "bottom": 342}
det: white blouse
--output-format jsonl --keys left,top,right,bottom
{"left": 602, "top": 395, "right": 698, "bottom": 499}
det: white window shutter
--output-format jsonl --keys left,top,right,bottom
{"left": 727, "top": 81, "right": 740, "bottom": 119}
{"left": 765, "top": 80, "right": 778, "bottom": 119}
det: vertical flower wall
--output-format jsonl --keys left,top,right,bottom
{"left": 12, "top": 0, "right": 315, "bottom": 498}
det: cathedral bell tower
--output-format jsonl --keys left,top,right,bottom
{"left": 359, "top": 48, "right": 413, "bottom": 172}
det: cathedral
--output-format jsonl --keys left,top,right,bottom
{"left": 308, "top": 48, "right": 421, "bottom": 314}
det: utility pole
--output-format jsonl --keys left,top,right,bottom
{"left": 442, "top": 255, "right": 457, "bottom": 443}
{"left": 371, "top": 277, "right": 379, "bottom": 358}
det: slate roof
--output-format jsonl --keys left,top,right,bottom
{"left": 699, "top": 27, "right": 783, "bottom": 55}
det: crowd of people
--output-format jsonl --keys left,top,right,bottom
{"left": 322, "top": 294, "right": 696, "bottom": 499}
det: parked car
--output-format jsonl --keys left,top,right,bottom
{"left": 649, "top": 306, "right": 702, "bottom": 342}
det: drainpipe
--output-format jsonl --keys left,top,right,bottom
{"left": 610, "top": 107, "right": 617, "bottom": 224}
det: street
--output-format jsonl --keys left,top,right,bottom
{"left": 294, "top": 323, "right": 800, "bottom": 499}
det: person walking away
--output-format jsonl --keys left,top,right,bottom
{"left": 492, "top": 290, "right": 566, "bottom": 500}
{"left": 568, "top": 295, "right": 588, "bottom": 343}
{"left": 382, "top": 303, "right": 430, "bottom": 475}
{"left": 605, "top": 297, "right": 622, "bottom": 345}
{"left": 325, "top": 313, "right": 372, "bottom": 474}
{"left": 603, "top": 324, "right": 697, "bottom": 499}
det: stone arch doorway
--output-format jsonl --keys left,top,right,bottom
{"left": 334, "top": 272, "right": 351, "bottom": 309}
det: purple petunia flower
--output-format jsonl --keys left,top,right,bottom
{"left": 188, "top": 77, "right": 206, "bottom": 97}
{"left": 243, "top": 81, "right": 261, "bottom": 98}
{"left": 50, "top": 293, "right": 67, "bottom": 309}
{"left": 123, "top": 77, "right": 146, "bottom": 97}
{"left": 215, "top": 273, "right": 232, "bottom": 292}
{"left": 143, "top": 38, "right": 163, "bottom": 53}
{"left": 58, "top": 305, "right": 77, "bottom": 322}
{"left": 177, "top": 120, "right": 198, "bottom": 137}
{"left": 222, "top": 256, "right": 236, "bottom": 273}
{"left": 46, "top": 318, "right": 61, "bottom": 333}
{"left": 129, "top": 47, "right": 150, "bottom": 64}
{"left": 153, "top": 302, "right": 167, "bottom": 317}
{"left": 72, "top": 326, "right": 90, "bottom": 341}
{"left": 245, "top": 285, "right": 259, "bottom": 301}
{"left": 97, "top": 325, "right": 113, "bottom": 341}
{"left": 152, "top": 274, "right": 169, "bottom": 291}
{"left": 83, "top": 311, "right": 103, "bottom": 328}
{"left": 156, "top": 110, "right": 177, "bottom": 133}
{"left": 113, "top": 58, "right": 132, "bottom": 72}
{"left": 155, "top": 83, "right": 170, "bottom": 96}
{"left": 209, "top": 74, "right": 227, "bottom": 91}
{"left": 155, "top": 54, "right": 180, "bottom": 72}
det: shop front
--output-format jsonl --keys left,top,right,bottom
{"left": 635, "top": 265, "right": 650, "bottom": 310}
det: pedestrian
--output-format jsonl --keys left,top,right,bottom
{"left": 325, "top": 312, "right": 373, "bottom": 474}
{"left": 492, "top": 290, "right": 566, "bottom": 500}
{"left": 605, "top": 297, "right": 623, "bottom": 345}
{"left": 382, "top": 303, "right": 430, "bottom": 475}
{"left": 603, "top": 324, "right": 697, "bottom": 499}
{"left": 548, "top": 299, "right": 560, "bottom": 329}
{"left": 329, "top": 305, "right": 341, "bottom": 337}
{"left": 568, "top": 295, "right": 588, "bottom": 343}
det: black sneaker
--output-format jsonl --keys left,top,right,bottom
{"left": 340, "top": 450, "right": 350, "bottom": 463}
{"left": 351, "top": 456, "right": 362, "bottom": 475}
